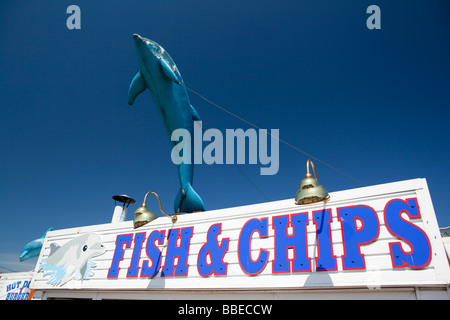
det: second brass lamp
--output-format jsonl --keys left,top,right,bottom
{"left": 295, "top": 159, "right": 330, "bottom": 205}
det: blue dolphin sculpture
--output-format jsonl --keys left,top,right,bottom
{"left": 19, "top": 228, "right": 53, "bottom": 262}
{"left": 128, "top": 34, "right": 205, "bottom": 214}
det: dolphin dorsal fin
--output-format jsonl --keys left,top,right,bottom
{"left": 41, "top": 227, "right": 53, "bottom": 239}
{"left": 128, "top": 71, "right": 147, "bottom": 105}
{"left": 49, "top": 243, "right": 60, "bottom": 255}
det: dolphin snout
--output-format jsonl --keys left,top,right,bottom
{"left": 132, "top": 34, "right": 144, "bottom": 45}
{"left": 133, "top": 34, "right": 149, "bottom": 47}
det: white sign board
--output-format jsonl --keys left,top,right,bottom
{"left": 0, "top": 272, "right": 34, "bottom": 300}
{"left": 30, "top": 179, "right": 450, "bottom": 291}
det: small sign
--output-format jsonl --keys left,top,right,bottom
{"left": 1, "top": 278, "right": 34, "bottom": 300}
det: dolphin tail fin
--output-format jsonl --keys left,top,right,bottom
{"left": 174, "top": 184, "right": 206, "bottom": 214}
{"left": 128, "top": 71, "right": 147, "bottom": 105}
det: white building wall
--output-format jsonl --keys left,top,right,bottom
{"left": 29, "top": 178, "right": 450, "bottom": 300}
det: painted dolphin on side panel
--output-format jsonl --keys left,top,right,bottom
{"left": 128, "top": 33, "right": 205, "bottom": 214}
{"left": 19, "top": 228, "right": 53, "bottom": 262}
{"left": 39, "top": 233, "right": 106, "bottom": 286}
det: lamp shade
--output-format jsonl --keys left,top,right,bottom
{"left": 133, "top": 204, "right": 158, "bottom": 229}
{"left": 133, "top": 191, "right": 178, "bottom": 229}
{"left": 295, "top": 159, "right": 330, "bottom": 205}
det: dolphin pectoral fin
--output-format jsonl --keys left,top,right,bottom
{"left": 159, "top": 59, "right": 181, "bottom": 84}
{"left": 19, "top": 250, "right": 28, "bottom": 262}
{"left": 128, "top": 71, "right": 147, "bottom": 105}
{"left": 190, "top": 104, "right": 201, "bottom": 122}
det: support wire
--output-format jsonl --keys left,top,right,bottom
{"left": 183, "top": 84, "right": 366, "bottom": 187}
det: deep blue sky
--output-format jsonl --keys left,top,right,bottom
{"left": 1, "top": 1, "right": 449, "bottom": 272}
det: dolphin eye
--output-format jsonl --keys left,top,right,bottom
{"left": 83, "top": 245, "right": 88, "bottom": 252}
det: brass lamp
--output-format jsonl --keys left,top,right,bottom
{"left": 295, "top": 159, "right": 330, "bottom": 205}
{"left": 134, "top": 191, "right": 178, "bottom": 229}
